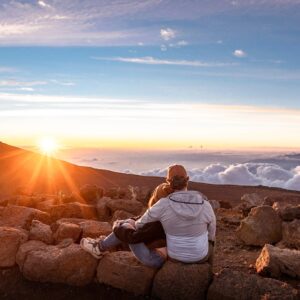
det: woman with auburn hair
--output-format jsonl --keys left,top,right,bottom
{"left": 81, "top": 165, "right": 216, "bottom": 268}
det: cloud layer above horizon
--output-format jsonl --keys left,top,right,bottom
{"left": 139, "top": 162, "right": 300, "bottom": 191}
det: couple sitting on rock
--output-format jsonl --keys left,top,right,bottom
{"left": 81, "top": 164, "right": 216, "bottom": 268}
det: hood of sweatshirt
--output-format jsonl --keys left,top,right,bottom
{"left": 168, "top": 190, "right": 207, "bottom": 219}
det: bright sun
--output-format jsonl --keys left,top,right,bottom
{"left": 38, "top": 137, "right": 59, "bottom": 156}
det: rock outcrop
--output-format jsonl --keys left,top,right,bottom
{"left": 236, "top": 206, "right": 282, "bottom": 246}
{"left": 207, "top": 268, "right": 298, "bottom": 300}
{"left": 0, "top": 205, "right": 50, "bottom": 230}
{"left": 282, "top": 219, "right": 300, "bottom": 249}
{"left": 54, "top": 222, "right": 82, "bottom": 243}
{"left": 97, "top": 251, "right": 157, "bottom": 295}
{"left": 153, "top": 260, "right": 212, "bottom": 300}
{"left": 80, "top": 220, "right": 112, "bottom": 238}
{"left": 272, "top": 202, "right": 300, "bottom": 221}
{"left": 256, "top": 244, "right": 300, "bottom": 278}
{"left": 29, "top": 220, "right": 53, "bottom": 244}
{"left": 96, "top": 197, "right": 112, "bottom": 221}
{"left": 236, "top": 193, "right": 264, "bottom": 216}
{"left": 106, "top": 199, "right": 144, "bottom": 215}
{"left": 79, "top": 184, "right": 104, "bottom": 204}
{"left": 0, "top": 227, "right": 28, "bottom": 267}
{"left": 17, "top": 241, "right": 98, "bottom": 286}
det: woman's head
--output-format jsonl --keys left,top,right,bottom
{"left": 166, "top": 164, "right": 189, "bottom": 190}
{"left": 148, "top": 183, "right": 174, "bottom": 207}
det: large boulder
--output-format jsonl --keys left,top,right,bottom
{"left": 36, "top": 198, "right": 57, "bottom": 212}
{"left": 256, "top": 244, "right": 300, "bottom": 278}
{"left": 47, "top": 202, "right": 97, "bottom": 221}
{"left": 272, "top": 202, "right": 300, "bottom": 221}
{"left": 106, "top": 199, "right": 143, "bottom": 215}
{"left": 29, "top": 220, "right": 53, "bottom": 244}
{"left": 0, "top": 205, "right": 50, "bottom": 230}
{"left": 96, "top": 197, "right": 112, "bottom": 221}
{"left": 153, "top": 260, "right": 212, "bottom": 300}
{"left": 207, "top": 268, "right": 298, "bottom": 300}
{"left": 79, "top": 184, "right": 104, "bottom": 204}
{"left": 281, "top": 219, "right": 300, "bottom": 249}
{"left": 53, "top": 222, "right": 82, "bottom": 243}
{"left": 0, "top": 227, "right": 28, "bottom": 267}
{"left": 97, "top": 251, "right": 157, "bottom": 295}
{"left": 264, "top": 195, "right": 300, "bottom": 207}
{"left": 80, "top": 220, "right": 112, "bottom": 238}
{"left": 236, "top": 206, "right": 282, "bottom": 246}
{"left": 16, "top": 241, "right": 98, "bottom": 286}
{"left": 236, "top": 193, "right": 264, "bottom": 216}
{"left": 111, "top": 210, "right": 134, "bottom": 223}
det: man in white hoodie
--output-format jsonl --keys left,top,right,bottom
{"left": 136, "top": 164, "right": 216, "bottom": 263}
{"left": 81, "top": 164, "right": 216, "bottom": 267}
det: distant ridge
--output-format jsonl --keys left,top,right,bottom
{"left": 1, "top": 142, "right": 299, "bottom": 206}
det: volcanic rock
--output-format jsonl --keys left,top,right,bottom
{"left": 236, "top": 193, "right": 264, "bottom": 216}
{"left": 0, "top": 205, "right": 50, "bottom": 230}
{"left": 272, "top": 202, "right": 300, "bottom": 221}
{"left": 96, "top": 197, "right": 112, "bottom": 221}
{"left": 282, "top": 219, "right": 300, "bottom": 249}
{"left": 106, "top": 199, "right": 143, "bottom": 215}
{"left": 17, "top": 241, "right": 98, "bottom": 286}
{"left": 153, "top": 260, "right": 212, "bottom": 300}
{"left": 79, "top": 184, "right": 104, "bottom": 204}
{"left": 207, "top": 268, "right": 298, "bottom": 300}
{"left": 256, "top": 244, "right": 300, "bottom": 278}
{"left": 97, "top": 251, "right": 156, "bottom": 295}
{"left": 80, "top": 220, "right": 112, "bottom": 238}
{"left": 0, "top": 227, "right": 28, "bottom": 267}
{"left": 54, "top": 222, "right": 82, "bottom": 243}
{"left": 112, "top": 210, "right": 134, "bottom": 223}
{"left": 236, "top": 206, "right": 282, "bottom": 246}
{"left": 29, "top": 220, "right": 53, "bottom": 244}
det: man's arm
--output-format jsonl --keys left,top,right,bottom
{"left": 135, "top": 199, "right": 165, "bottom": 229}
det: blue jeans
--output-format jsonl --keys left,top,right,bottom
{"left": 99, "top": 231, "right": 165, "bottom": 268}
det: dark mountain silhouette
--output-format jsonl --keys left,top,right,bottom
{"left": 1, "top": 142, "right": 299, "bottom": 205}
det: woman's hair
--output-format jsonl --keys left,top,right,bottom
{"left": 148, "top": 183, "right": 174, "bottom": 207}
{"left": 167, "top": 175, "right": 189, "bottom": 191}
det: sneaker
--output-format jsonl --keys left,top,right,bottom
{"left": 80, "top": 237, "right": 104, "bottom": 259}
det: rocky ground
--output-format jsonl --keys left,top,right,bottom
{"left": 0, "top": 185, "right": 299, "bottom": 300}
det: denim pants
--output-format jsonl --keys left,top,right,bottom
{"left": 99, "top": 224, "right": 166, "bottom": 268}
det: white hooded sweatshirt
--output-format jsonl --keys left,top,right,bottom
{"left": 136, "top": 190, "right": 216, "bottom": 263}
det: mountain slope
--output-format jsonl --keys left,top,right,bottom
{"left": 1, "top": 142, "right": 299, "bottom": 205}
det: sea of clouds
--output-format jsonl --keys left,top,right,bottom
{"left": 137, "top": 162, "right": 300, "bottom": 191}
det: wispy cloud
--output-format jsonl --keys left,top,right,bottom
{"left": 160, "top": 28, "right": 176, "bottom": 41}
{"left": 0, "top": 80, "right": 47, "bottom": 87}
{"left": 93, "top": 56, "right": 235, "bottom": 67}
{"left": 233, "top": 49, "right": 247, "bottom": 58}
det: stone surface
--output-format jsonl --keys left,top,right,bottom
{"left": 207, "top": 268, "right": 298, "bottom": 300}
{"left": 29, "top": 220, "right": 53, "bottom": 244}
{"left": 282, "top": 219, "right": 300, "bottom": 249}
{"left": 272, "top": 202, "right": 300, "bottom": 221}
{"left": 0, "top": 226, "right": 28, "bottom": 267}
{"left": 236, "top": 206, "right": 282, "bottom": 246}
{"left": 36, "top": 198, "right": 57, "bottom": 212}
{"left": 17, "top": 241, "right": 98, "bottom": 286}
{"left": 80, "top": 220, "right": 112, "bottom": 238}
{"left": 96, "top": 197, "right": 113, "bottom": 221}
{"left": 111, "top": 210, "right": 134, "bottom": 223}
{"left": 79, "top": 184, "right": 104, "bottom": 204}
{"left": 153, "top": 260, "right": 212, "bottom": 300}
{"left": 256, "top": 244, "right": 300, "bottom": 278}
{"left": 54, "top": 222, "right": 82, "bottom": 243}
{"left": 106, "top": 199, "right": 143, "bottom": 215}
{"left": 0, "top": 205, "right": 50, "bottom": 230}
{"left": 47, "top": 202, "right": 97, "bottom": 221}
{"left": 236, "top": 193, "right": 264, "bottom": 216}
{"left": 97, "top": 251, "right": 156, "bottom": 295}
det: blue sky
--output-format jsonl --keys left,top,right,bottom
{"left": 0, "top": 0, "right": 300, "bottom": 149}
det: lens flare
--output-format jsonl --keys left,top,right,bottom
{"left": 38, "top": 137, "right": 59, "bottom": 156}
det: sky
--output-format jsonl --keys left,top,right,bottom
{"left": 1, "top": 0, "right": 300, "bottom": 150}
